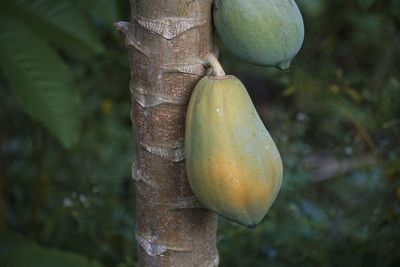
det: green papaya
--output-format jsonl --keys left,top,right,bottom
{"left": 185, "top": 75, "right": 283, "bottom": 227}
{"left": 214, "top": 0, "right": 304, "bottom": 69}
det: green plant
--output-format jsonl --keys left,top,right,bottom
{"left": 0, "top": 0, "right": 104, "bottom": 148}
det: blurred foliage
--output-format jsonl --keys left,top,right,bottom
{"left": 0, "top": 232, "right": 104, "bottom": 267}
{"left": 0, "top": 0, "right": 399, "bottom": 266}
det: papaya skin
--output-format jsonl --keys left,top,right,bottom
{"left": 185, "top": 75, "right": 283, "bottom": 227}
{"left": 213, "top": 0, "right": 304, "bottom": 69}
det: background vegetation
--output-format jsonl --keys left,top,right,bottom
{"left": 0, "top": 0, "right": 399, "bottom": 266}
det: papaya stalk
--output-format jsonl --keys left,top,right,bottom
{"left": 204, "top": 54, "right": 226, "bottom": 77}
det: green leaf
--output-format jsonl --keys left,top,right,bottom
{"left": 0, "top": 232, "right": 104, "bottom": 267}
{"left": 2, "top": 0, "right": 104, "bottom": 55}
{"left": 0, "top": 16, "right": 81, "bottom": 149}
{"left": 0, "top": 232, "right": 35, "bottom": 258}
{"left": 0, "top": 246, "right": 103, "bottom": 267}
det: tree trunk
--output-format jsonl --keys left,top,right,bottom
{"left": 116, "top": 1, "right": 218, "bottom": 266}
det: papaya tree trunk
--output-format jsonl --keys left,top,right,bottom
{"left": 115, "top": 0, "right": 218, "bottom": 266}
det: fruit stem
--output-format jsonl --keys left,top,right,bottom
{"left": 204, "top": 54, "right": 226, "bottom": 77}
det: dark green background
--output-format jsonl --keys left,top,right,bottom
{"left": 0, "top": 0, "right": 399, "bottom": 266}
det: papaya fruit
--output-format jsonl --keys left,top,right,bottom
{"left": 213, "top": 0, "right": 304, "bottom": 69}
{"left": 185, "top": 75, "right": 283, "bottom": 227}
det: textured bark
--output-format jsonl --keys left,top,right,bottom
{"left": 116, "top": 1, "right": 218, "bottom": 266}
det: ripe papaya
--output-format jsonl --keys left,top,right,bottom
{"left": 185, "top": 75, "right": 283, "bottom": 227}
{"left": 213, "top": 0, "right": 304, "bottom": 69}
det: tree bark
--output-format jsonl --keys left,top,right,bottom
{"left": 116, "top": 1, "right": 218, "bottom": 266}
